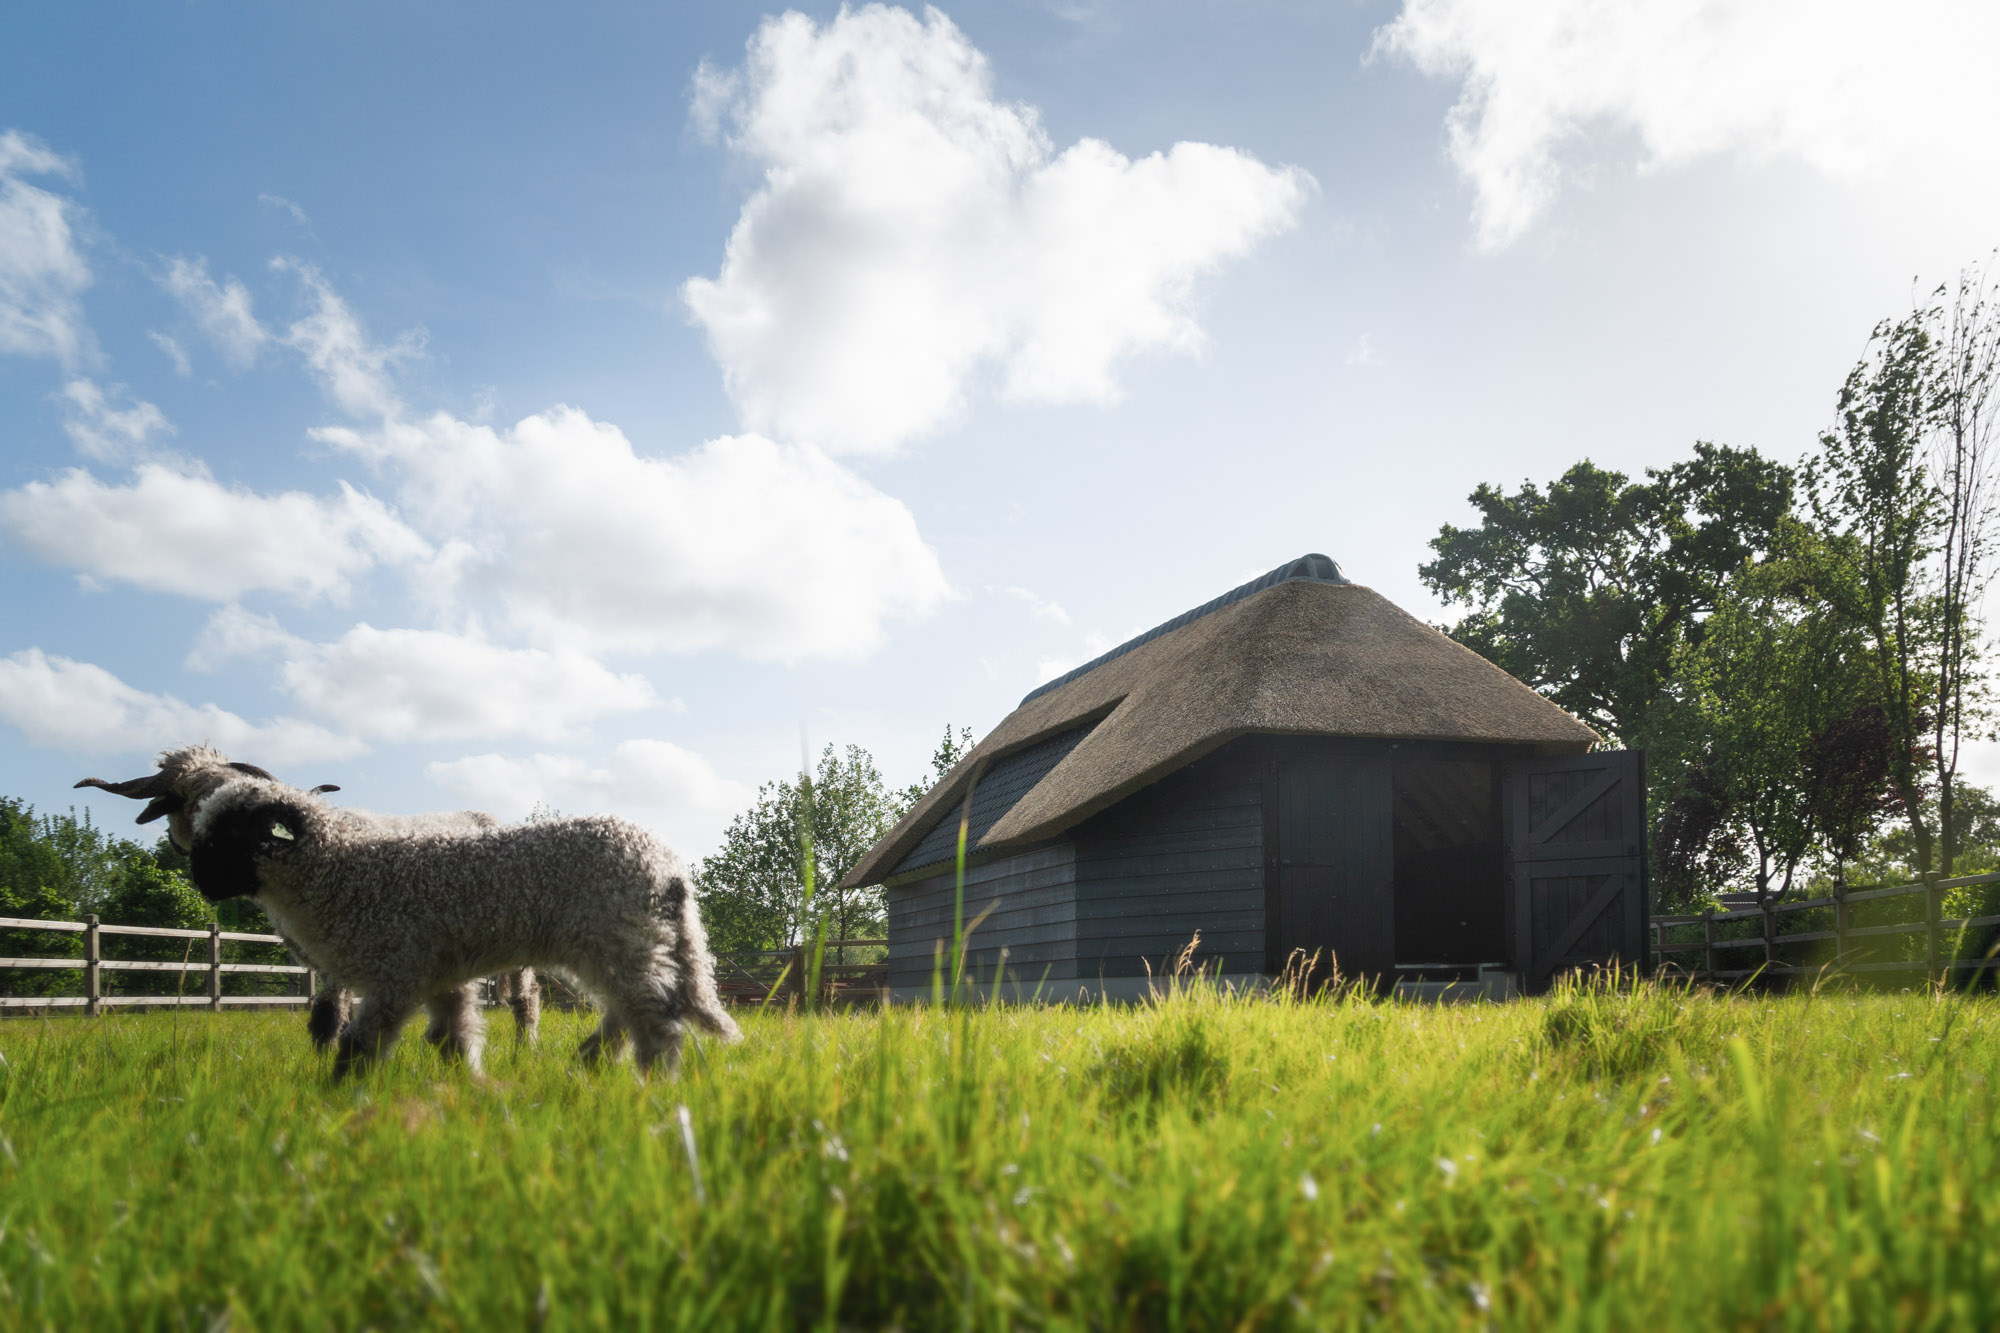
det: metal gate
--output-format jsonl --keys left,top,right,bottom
{"left": 1503, "top": 750, "right": 1647, "bottom": 991}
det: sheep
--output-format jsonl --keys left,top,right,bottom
{"left": 186, "top": 772, "right": 741, "bottom": 1078}
{"left": 75, "top": 746, "right": 543, "bottom": 1051}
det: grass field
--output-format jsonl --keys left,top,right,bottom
{"left": 1, "top": 976, "right": 1998, "bottom": 1330}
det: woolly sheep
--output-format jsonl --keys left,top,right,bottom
{"left": 187, "top": 773, "right": 740, "bottom": 1078}
{"left": 75, "top": 746, "right": 542, "bottom": 1049}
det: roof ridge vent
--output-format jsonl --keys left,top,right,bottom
{"left": 1019, "top": 552, "right": 1347, "bottom": 706}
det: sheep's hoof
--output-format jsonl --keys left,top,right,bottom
{"left": 331, "top": 1038, "right": 372, "bottom": 1082}
{"left": 307, "top": 999, "right": 346, "bottom": 1050}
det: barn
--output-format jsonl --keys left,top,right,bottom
{"left": 842, "top": 554, "right": 1649, "bottom": 1000}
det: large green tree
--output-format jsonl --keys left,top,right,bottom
{"left": 1648, "top": 525, "right": 1884, "bottom": 904}
{"left": 1419, "top": 442, "right": 1794, "bottom": 746}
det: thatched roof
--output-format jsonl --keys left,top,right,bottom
{"left": 844, "top": 554, "right": 1599, "bottom": 888}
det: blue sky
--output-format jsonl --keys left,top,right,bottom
{"left": 4, "top": 0, "right": 1998, "bottom": 857}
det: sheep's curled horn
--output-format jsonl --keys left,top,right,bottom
{"left": 73, "top": 769, "right": 181, "bottom": 825}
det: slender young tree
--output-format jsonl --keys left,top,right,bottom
{"left": 1808, "top": 308, "right": 1945, "bottom": 872}
{"left": 1929, "top": 261, "right": 2000, "bottom": 873}
{"left": 1810, "top": 269, "right": 2000, "bottom": 876}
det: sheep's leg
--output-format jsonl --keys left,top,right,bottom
{"left": 421, "top": 983, "right": 486, "bottom": 1075}
{"left": 577, "top": 1010, "right": 628, "bottom": 1067}
{"left": 333, "top": 991, "right": 418, "bottom": 1081}
{"left": 306, "top": 986, "right": 351, "bottom": 1050}
{"left": 622, "top": 983, "right": 687, "bottom": 1078}
{"left": 508, "top": 967, "right": 541, "bottom": 1048}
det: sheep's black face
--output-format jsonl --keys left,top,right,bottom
{"left": 190, "top": 800, "right": 306, "bottom": 902}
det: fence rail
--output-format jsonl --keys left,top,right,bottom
{"left": 1651, "top": 869, "right": 2000, "bottom": 982}
{"left": 0, "top": 913, "right": 311, "bottom": 1014}
{"left": 2, "top": 914, "right": 890, "bottom": 1014}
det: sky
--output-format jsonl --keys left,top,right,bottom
{"left": 3, "top": 0, "right": 1999, "bottom": 859}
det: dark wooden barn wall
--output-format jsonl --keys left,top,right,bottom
{"left": 1070, "top": 746, "right": 1267, "bottom": 979}
{"left": 885, "top": 843, "right": 1077, "bottom": 990}
{"left": 880, "top": 735, "right": 1603, "bottom": 994}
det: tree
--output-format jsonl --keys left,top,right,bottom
{"left": 1, "top": 798, "right": 224, "bottom": 995}
{"left": 696, "top": 730, "right": 977, "bottom": 953}
{"left": 1648, "top": 526, "right": 1884, "bottom": 904}
{"left": 1929, "top": 261, "right": 2000, "bottom": 873}
{"left": 1420, "top": 442, "right": 1793, "bottom": 745}
{"left": 901, "top": 724, "right": 974, "bottom": 809}
{"left": 696, "top": 744, "right": 899, "bottom": 952}
{"left": 1805, "top": 286, "right": 1992, "bottom": 874}
{"left": 1800, "top": 702, "right": 1906, "bottom": 889}
{"left": 1, "top": 798, "right": 82, "bottom": 995}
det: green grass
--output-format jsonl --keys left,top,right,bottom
{"left": 1, "top": 977, "right": 1998, "bottom": 1329}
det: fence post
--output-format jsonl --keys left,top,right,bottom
{"left": 85, "top": 913, "right": 100, "bottom": 1017}
{"left": 1925, "top": 873, "right": 1943, "bottom": 983}
{"left": 1703, "top": 908, "right": 1717, "bottom": 977}
{"left": 1834, "top": 880, "right": 1849, "bottom": 967}
{"left": 208, "top": 921, "right": 223, "bottom": 1011}
{"left": 305, "top": 966, "right": 317, "bottom": 1003}
{"left": 1762, "top": 896, "right": 1777, "bottom": 973}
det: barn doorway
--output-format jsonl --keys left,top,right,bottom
{"left": 1272, "top": 750, "right": 1394, "bottom": 986}
{"left": 1392, "top": 757, "right": 1504, "bottom": 972}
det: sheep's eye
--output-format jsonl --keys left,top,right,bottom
{"left": 270, "top": 821, "right": 295, "bottom": 841}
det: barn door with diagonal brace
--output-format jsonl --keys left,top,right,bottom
{"left": 1503, "top": 750, "right": 1647, "bottom": 992}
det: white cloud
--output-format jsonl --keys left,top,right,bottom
{"left": 0, "top": 647, "right": 363, "bottom": 762}
{"left": 16, "top": 254, "right": 948, "bottom": 665}
{"left": 0, "top": 462, "right": 429, "bottom": 603}
{"left": 320, "top": 407, "right": 952, "bottom": 660}
{"left": 1035, "top": 628, "right": 1122, "bottom": 685}
{"left": 1374, "top": 0, "right": 2000, "bottom": 250}
{"left": 60, "top": 379, "right": 174, "bottom": 463}
{"left": 190, "top": 606, "right": 657, "bottom": 743}
{"left": 1005, "top": 586, "right": 1070, "bottom": 624}
{"left": 1344, "top": 334, "right": 1385, "bottom": 368}
{"left": 683, "top": 5, "right": 1311, "bottom": 454}
{"left": 258, "top": 193, "right": 313, "bottom": 229}
{"left": 161, "top": 255, "right": 269, "bottom": 371}
{"left": 0, "top": 129, "right": 92, "bottom": 365}
{"left": 274, "top": 258, "right": 419, "bottom": 418}
{"left": 429, "top": 740, "right": 751, "bottom": 851}
{"left": 149, "top": 331, "right": 192, "bottom": 377}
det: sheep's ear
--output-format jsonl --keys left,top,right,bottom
{"left": 135, "top": 793, "right": 185, "bottom": 824}
{"left": 229, "top": 761, "right": 278, "bottom": 781}
{"left": 264, "top": 816, "right": 301, "bottom": 854}
{"left": 308, "top": 783, "right": 340, "bottom": 795}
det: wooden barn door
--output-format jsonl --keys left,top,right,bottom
{"left": 1269, "top": 751, "right": 1395, "bottom": 987}
{"left": 1502, "top": 751, "right": 1647, "bottom": 992}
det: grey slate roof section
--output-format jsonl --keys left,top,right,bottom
{"left": 890, "top": 721, "right": 1098, "bottom": 878}
{"left": 1019, "top": 552, "right": 1348, "bottom": 706}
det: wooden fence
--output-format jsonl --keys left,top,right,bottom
{"left": 0, "top": 914, "right": 312, "bottom": 1014}
{"left": 1, "top": 914, "right": 888, "bottom": 1014}
{"left": 1651, "top": 869, "right": 2000, "bottom": 982}
{"left": 710, "top": 940, "right": 889, "bottom": 1006}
